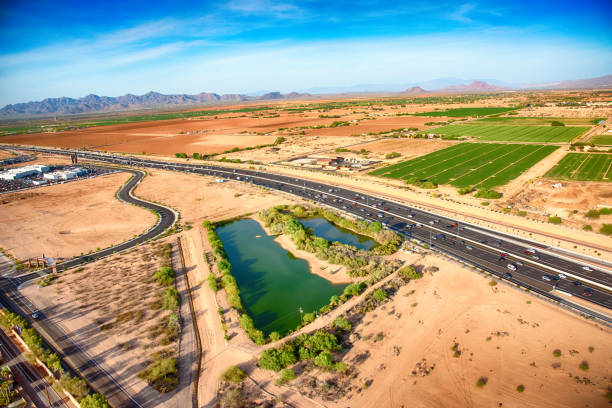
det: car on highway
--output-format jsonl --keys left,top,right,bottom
{"left": 573, "top": 281, "right": 582, "bottom": 286}
{"left": 582, "top": 266, "right": 593, "bottom": 271}
{"left": 524, "top": 248, "right": 536, "bottom": 254}
{"left": 507, "top": 264, "right": 516, "bottom": 271}
{"left": 541, "top": 275, "right": 552, "bottom": 282}
{"left": 31, "top": 311, "right": 40, "bottom": 319}
{"left": 583, "top": 288, "right": 593, "bottom": 297}
{"left": 503, "top": 272, "right": 513, "bottom": 279}
{"left": 531, "top": 255, "right": 540, "bottom": 260}
{"left": 466, "top": 245, "right": 473, "bottom": 250}
{"left": 558, "top": 273, "right": 567, "bottom": 279}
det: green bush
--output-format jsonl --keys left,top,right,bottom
{"left": 174, "top": 152, "right": 188, "bottom": 158}
{"left": 552, "top": 349, "right": 562, "bottom": 357}
{"left": 343, "top": 282, "right": 365, "bottom": 297}
{"left": 579, "top": 361, "right": 589, "bottom": 371}
{"left": 548, "top": 216, "right": 562, "bottom": 224}
{"left": 239, "top": 314, "right": 265, "bottom": 345}
{"left": 80, "top": 393, "right": 110, "bottom": 408}
{"left": 517, "top": 210, "right": 527, "bottom": 217}
{"left": 368, "top": 222, "right": 382, "bottom": 234}
{"left": 155, "top": 267, "right": 175, "bottom": 286}
{"left": 600, "top": 224, "right": 612, "bottom": 236}
{"left": 475, "top": 377, "right": 488, "bottom": 388}
{"left": 138, "top": 353, "right": 178, "bottom": 393}
{"left": 398, "top": 266, "right": 420, "bottom": 280}
{"left": 516, "top": 384, "right": 525, "bottom": 393}
{"left": 583, "top": 224, "right": 593, "bottom": 231}
{"left": 222, "top": 366, "right": 247, "bottom": 383}
{"left": 332, "top": 316, "right": 352, "bottom": 331}
{"left": 314, "top": 351, "right": 334, "bottom": 368}
{"left": 162, "top": 287, "right": 179, "bottom": 310}
{"left": 206, "top": 273, "right": 218, "bottom": 291}
{"left": 279, "top": 368, "right": 296, "bottom": 383}
{"left": 481, "top": 201, "right": 489, "bottom": 206}
{"left": 457, "top": 186, "right": 474, "bottom": 195}
{"left": 551, "top": 121, "right": 565, "bottom": 126}
{"left": 585, "top": 209, "right": 600, "bottom": 219}
{"left": 372, "top": 289, "right": 388, "bottom": 302}
{"left": 302, "top": 312, "right": 315, "bottom": 325}
{"left": 385, "top": 152, "right": 401, "bottom": 159}
{"left": 474, "top": 189, "right": 501, "bottom": 199}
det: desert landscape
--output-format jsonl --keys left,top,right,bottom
{"left": 1, "top": 8, "right": 611, "bottom": 406}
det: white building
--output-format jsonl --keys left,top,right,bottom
{"left": 0, "top": 164, "right": 51, "bottom": 180}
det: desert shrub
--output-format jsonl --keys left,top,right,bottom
{"left": 80, "top": 393, "right": 110, "bottom": 408}
{"left": 279, "top": 368, "right": 296, "bottom": 384}
{"left": 206, "top": 273, "right": 218, "bottom": 291}
{"left": 314, "top": 351, "right": 334, "bottom": 369}
{"left": 481, "top": 201, "right": 489, "bottom": 206}
{"left": 517, "top": 210, "right": 527, "bottom": 216}
{"left": 385, "top": 152, "right": 401, "bottom": 159}
{"left": 222, "top": 366, "right": 247, "bottom": 383}
{"left": 269, "top": 331, "right": 281, "bottom": 342}
{"left": 583, "top": 224, "right": 593, "bottom": 231}
{"left": 475, "top": 189, "right": 501, "bottom": 199}
{"left": 585, "top": 209, "right": 600, "bottom": 219}
{"left": 138, "top": 352, "right": 178, "bottom": 392}
{"left": 219, "top": 387, "right": 244, "bottom": 408}
{"left": 579, "top": 361, "right": 589, "bottom": 371}
{"left": 600, "top": 224, "right": 612, "bottom": 236}
{"left": 343, "top": 282, "right": 365, "bottom": 297}
{"left": 548, "top": 216, "right": 562, "bottom": 224}
{"left": 398, "top": 266, "right": 420, "bottom": 280}
{"left": 552, "top": 349, "right": 562, "bottom": 357}
{"left": 302, "top": 312, "right": 315, "bottom": 325}
{"left": 457, "top": 186, "right": 474, "bottom": 195}
{"left": 239, "top": 314, "right": 265, "bottom": 345}
{"left": 332, "top": 316, "right": 352, "bottom": 331}
{"left": 155, "top": 267, "right": 174, "bottom": 286}
{"left": 174, "top": 152, "right": 188, "bottom": 158}
{"left": 516, "top": 384, "right": 525, "bottom": 393}
{"left": 476, "top": 377, "right": 488, "bottom": 388}
{"left": 372, "top": 289, "right": 388, "bottom": 302}
{"left": 162, "top": 287, "right": 179, "bottom": 310}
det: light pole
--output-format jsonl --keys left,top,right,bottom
{"left": 299, "top": 307, "right": 304, "bottom": 325}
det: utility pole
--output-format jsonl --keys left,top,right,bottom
{"left": 299, "top": 307, "right": 303, "bottom": 325}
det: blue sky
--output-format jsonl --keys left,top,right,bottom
{"left": 0, "top": 0, "right": 611, "bottom": 106}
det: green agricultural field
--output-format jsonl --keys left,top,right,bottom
{"left": 413, "top": 107, "right": 517, "bottom": 117}
{"left": 433, "top": 124, "right": 587, "bottom": 143}
{"left": 545, "top": 153, "right": 611, "bottom": 182}
{"left": 370, "top": 143, "right": 559, "bottom": 189}
{"left": 589, "top": 134, "right": 612, "bottom": 146}
{"left": 474, "top": 117, "right": 601, "bottom": 126}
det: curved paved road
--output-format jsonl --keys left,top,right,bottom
{"left": 0, "top": 168, "right": 177, "bottom": 408}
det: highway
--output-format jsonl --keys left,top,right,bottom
{"left": 15, "top": 146, "right": 610, "bottom": 311}
{"left": 0, "top": 167, "right": 177, "bottom": 408}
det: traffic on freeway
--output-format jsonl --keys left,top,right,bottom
{"left": 8, "top": 146, "right": 612, "bottom": 322}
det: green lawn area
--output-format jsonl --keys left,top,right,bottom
{"left": 473, "top": 117, "right": 601, "bottom": 126}
{"left": 589, "top": 134, "right": 612, "bottom": 146}
{"left": 413, "top": 107, "right": 518, "bottom": 117}
{"left": 545, "top": 153, "right": 612, "bottom": 182}
{"left": 432, "top": 124, "right": 587, "bottom": 143}
{"left": 370, "top": 143, "right": 559, "bottom": 189}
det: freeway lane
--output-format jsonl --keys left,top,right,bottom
{"left": 0, "top": 168, "right": 177, "bottom": 408}
{"left": 8, "top": 146, "right": 612, "bottom": 318}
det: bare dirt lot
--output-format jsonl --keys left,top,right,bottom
{"left": 134, "top": 168, "right": 299, "bottom": 225}
{"left": 328, "top": 255, "right": 611, "bottom": 408}
{"left": 21, "top": 240, "right": 187, "bottom": 407}
{"left": 0, "top": 172, "right": 155, "bottom": 260}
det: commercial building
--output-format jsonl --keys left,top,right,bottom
{"left": 0, "top": 164, "right": 51, "bottom": 180}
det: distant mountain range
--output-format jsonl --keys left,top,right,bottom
{"left": 1, "top": 75, "right": 610, "bottom": 119}
{"left": 0, "top": 91, "right": 310, "bottom": 119}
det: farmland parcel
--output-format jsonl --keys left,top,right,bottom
{"left": 370, "top": 143, "right": 559, "bottom": 188}
{"left": 432, "top": 124, "right": 588, "bottom": 143}
{"left": 413, "top": 107, "right": 518, "bottom": 117}
{"left": 545, "top": 153, "right": 612, "bottom": 182}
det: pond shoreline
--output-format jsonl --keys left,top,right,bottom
{"left": 252, "top": 217, "right": 357, "bottom": 284}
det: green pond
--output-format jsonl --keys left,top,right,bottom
{"left": 216, "top": 218, "right": 346, "bottom": 335}
{"left": 299, "top": 217, "right": 376, "bottom": 250}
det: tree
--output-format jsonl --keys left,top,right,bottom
{"left": 45, "top": 352, "right": 63, "bottom": 374}
{"left": 372, "top": 289, "right": 388, "bottom": 302}
{"left": 221, "top": 366, "right": 247, "bottom": 383}
{"left": 60, "top": 373, "right": 89, "bottom": 400}
{"left": 368, "top": 221, "right": 382, "bottom": 234}
{"left": 314, "top": 352, "right": 334, "bottom": 368}
{"left": 332, "top": 316, "right": 352, "bottom": 331}
{"left": 80, "top": 393, "right": 110, "bottom": 408}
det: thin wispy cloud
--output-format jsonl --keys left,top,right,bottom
{"left": 448, "top": 3, "right": 476, "bottom": 23}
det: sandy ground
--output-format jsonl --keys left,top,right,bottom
{"left": 20, "top": 241, "right": 190, "bottom": 407}
{"left": 133, "top": 168, "right": 299, "bottom": 225}
{"left": 0, "top": 172, "right": 155, "bottom": 260}
{"left": 0, "top": 149, "right": 15, "bottom": 158}
{"left": 518, "top": 105, "right": 612, "bottom": 118}
{"left": 326, "top": 254, "right": 611, "bottom": 408}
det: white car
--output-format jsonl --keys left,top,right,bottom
{"left": 582, "top": 266, "right": 592, "bottom": 271}
{"left": 507, "top": 264, "right": 517, "bottom": 271}
{"left": 558, "top": 273, "right": 567, "bottom": 279}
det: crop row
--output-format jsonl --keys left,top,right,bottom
{"left": 434, "top": 124, "right": 587, "bottom": 143}
{"left": 545, "top": 153, "right": 612, "bottom": 182}
{"left": 371, "top": 143, "right": 559, "bottom": 188}
{"left": 413, "top": 107, "right": 517, "bottom": 117}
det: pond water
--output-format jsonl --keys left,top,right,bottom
{"left": 299, "top": 217, "right": 376, "bottom": 250}
{"left": 216, "top": 218, "right": 346, "bottom": 335}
